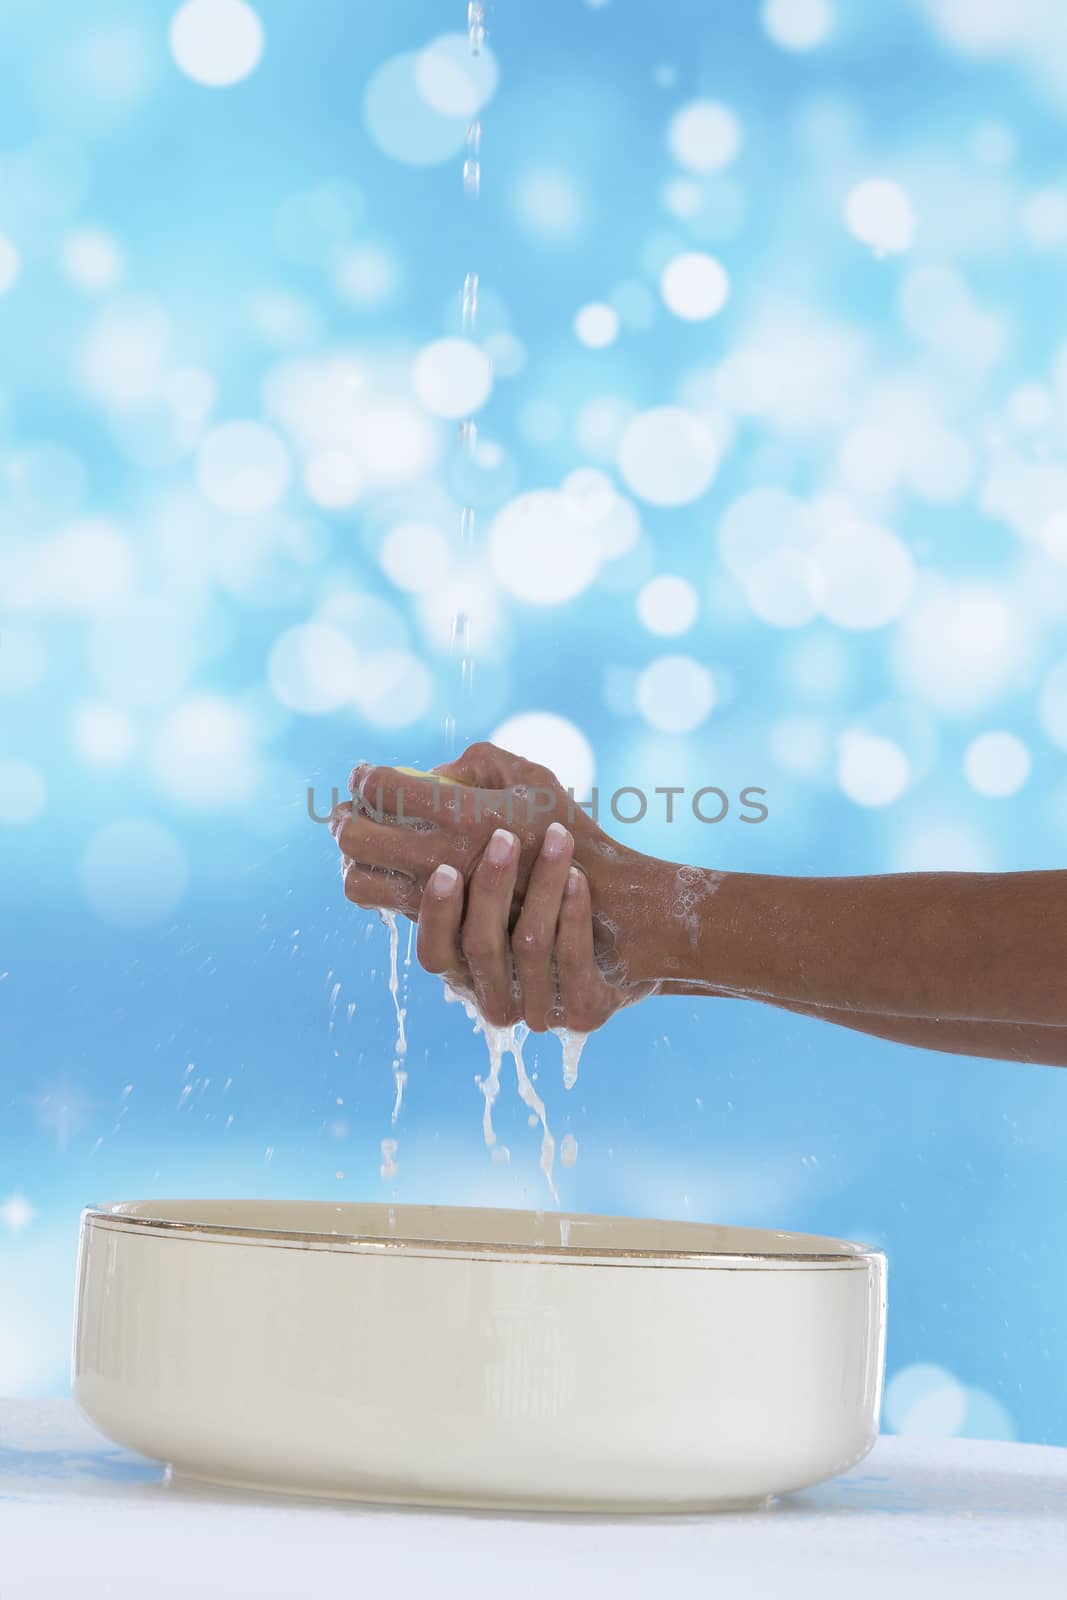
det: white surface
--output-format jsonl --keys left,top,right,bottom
{"left": 1, "top": 1401, "right": 1065, "bottom": 1599}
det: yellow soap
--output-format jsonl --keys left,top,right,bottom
{"left": 394, "top": 765, "right": 463, "bottom": 786}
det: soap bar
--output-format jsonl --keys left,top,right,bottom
{"left": 394, "top": 765, "right": 463, "bottom": 787}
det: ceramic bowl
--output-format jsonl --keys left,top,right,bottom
{"left": 73, "top": 1200, "right": 886, "bottom": 1512}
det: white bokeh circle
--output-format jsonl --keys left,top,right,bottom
{"left": 660, "top": 253, "right": 730, "bottom": 321}
{"left": 637, "top": 575, "right": 699, "bottom": 635}
{"left": 489, "top": 490, "right": 600, "bottom": 603}
{"left": 618, "top": 406, "right": 722, "bottom": 507}
{"left": 963, "top": 731, "right": 1031, "bottom": 797}
{"left": 170, "top": 0, "right": 264, "bottom": 88}
{"left": 809, "top": 520, "right": 914, "bottom": 629}
{"left": 73, "top": 702, "right": 135, "bottom": 766}
{"left": 151, "top": 696, "right": 261, "bottom": 810}
{"left": 635, "top": 655, "right": 715, "bottom": 733}
{"left": 762, "top": 0, "right": 834, "bottom": 49}
{"left": 668, "top": 101, "right": 742, "bottom": 173}
{"left": 197, "top": 421, "right": 291, "bottom": 513}
{"left": 415, "top": 32, "right": 498, "bottom": 118}
{"left": 0, "top": 236, "right": 18, "bottom": 295}
{"left": 837, "top": 732, "right": 910, "bottom": 807}
{"left": 846, "top": 178, "right": 917, "bottom": 255}
{"left": 354, "top": 650, "right": 434, "bottom": 728}
{"left": 380, "top": 521, "right": 451, "bottom": 593}
{"left": 0, "top": 761, "right": 46, "bottom": 825}
{"left": 412, "top": 338, "right": 492, "bottom": 419}
{"left": 80, "top": 819, "right": 189, "bottom": 926}
{"left": 268, "top": 622, "right": 360, "bottom": 715}
{"left": 489, "top": 711, "right": 595, "bottom": 797}
{"left": 574, "top": 303, "right": 620, "bottom": 348}
{"left": 1038, "top": 656, "right": 1067, "bottom": 750}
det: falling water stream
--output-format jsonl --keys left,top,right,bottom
{"left": 372, "top": 3, "right": 587, "bottom": 1205}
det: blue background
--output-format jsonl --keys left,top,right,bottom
{"left": 1, "top": 0, "right": 1066, "bottom": 1446}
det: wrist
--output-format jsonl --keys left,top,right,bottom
{"left": 584, "top": 849, "right": 731, "bottom": 989}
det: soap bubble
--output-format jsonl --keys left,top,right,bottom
{"left": 170, "top": 0, "right": 264, "bottom": 88}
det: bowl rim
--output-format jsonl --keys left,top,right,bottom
{"left": 81, "top": 1201, "right": 885, "bottom": 1272}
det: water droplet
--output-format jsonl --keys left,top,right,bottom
{"left": 463, "top": 159, "right": 481, "bottom": 198}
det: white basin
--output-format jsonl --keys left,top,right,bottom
{"left": 73, "top": 1200, "right": 886, "bottom": 1512}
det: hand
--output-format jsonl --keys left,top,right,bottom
{"left": 414, "top": 823, "right": 652, "bottom": 1031}
{"left": 330, "top": 741, "right": 673, "bottom": 988}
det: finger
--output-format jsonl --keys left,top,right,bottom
{"left": 417, "top": 864, "right": 465, "bottom": 978}
{"left": 342, "top": 858, "right": 420, "bottom": 915}
{"left": 335, "top": 809, "right": 442, "bottom": 877}
{"left": 328, "top": 800, "right": 352, "bottom": 840}
{"left": 512, "top": 822, "right": 573, "bottom": 1032}
{"left": 556, "top": 867, "right": 609, "bottom": 1030}
{"left": 351, "top": 765, "right": 465, "bottom": 829}
{"left": 460, "top": 827, "right": 520, "bottom": 1027}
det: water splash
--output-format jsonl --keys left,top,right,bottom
{"left": 553, "top": 1026, "right": 589, "bottom": 1091}
{"left": 380, "top": 908, "right": 408, "bottom": 1127}
{"left": 446, "top": 983, "right": 560, "bottom": 1204}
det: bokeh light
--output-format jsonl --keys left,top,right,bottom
{"left": 169, "top": 0, "right": 264, "bottom": 88}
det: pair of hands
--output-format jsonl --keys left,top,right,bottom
{"left": 330, "top": 743, "right": 659, "bottom": 1033}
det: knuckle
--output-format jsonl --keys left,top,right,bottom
{"left": 460, "top": 927, "right": 498, "bottom": 961}
{"left": 513, "top": 924, "right": 549, "bottom": 958}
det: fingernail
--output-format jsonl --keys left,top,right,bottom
{"left": 565, "top": 867, "right": 582, "bottom": 896}
{"left": 542, "top": 821, "right": 572, "bottom": 860}
{"left": 486, "top": 827, "right": 517, "bottom": 866}
{"left": 430, "top": 863, "right": 460, "bottom": 897}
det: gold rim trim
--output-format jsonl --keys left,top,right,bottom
{"left": 82, "top": 1209, "right": 883, "bottom": 1271}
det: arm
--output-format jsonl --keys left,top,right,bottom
{"left": 631, "top": 869, "right": 1067, "bottom": 1026}
{"left": 332, "top": 743, "right": 1067, "bottom": 1065}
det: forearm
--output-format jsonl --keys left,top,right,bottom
{"left": 615, "top": 861, "right": 1067, "bottom": 1027}
{"left": 657, "top": 985, "right": 1067, "bottom": 1065}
